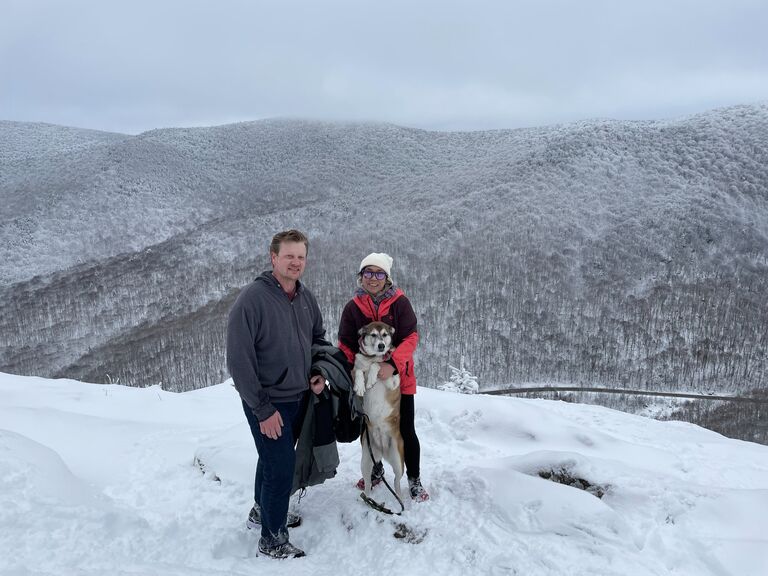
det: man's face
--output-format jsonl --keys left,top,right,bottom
{"left": 271, "top": 241, "right": 307, "bottom": 284}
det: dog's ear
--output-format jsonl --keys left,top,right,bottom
{"left": 358, "top": 326, "right": 367, "bottom": 336}
{"left": 387, "top": 325, "right": 395, "bottom": 336}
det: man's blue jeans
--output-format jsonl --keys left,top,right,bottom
{"left": 242, "top": 398, "right": 305, "bottom": 545}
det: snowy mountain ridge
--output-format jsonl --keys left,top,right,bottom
{"left": 1, "top": 104, "right": 767, "bottom": 442}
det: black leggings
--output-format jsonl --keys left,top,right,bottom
{"left": 400, "top": 393, "right": 421, "bottom": 479}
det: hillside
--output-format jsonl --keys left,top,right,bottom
{"left": 1, "top": 105, "right": 767, "bottom": 441}
{"left": 1, "top": 372, "right": 767, "bottom": 575}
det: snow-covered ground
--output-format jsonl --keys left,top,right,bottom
{"left": 1, "top": 372, "right": 766, "bottom": 576}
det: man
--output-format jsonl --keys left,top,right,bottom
{"left": 227, "top": 229, "right": 329, "bottom": 559}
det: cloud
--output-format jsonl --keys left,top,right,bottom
{"left": 2, "top": 0, "right": 767, "bottom": 133}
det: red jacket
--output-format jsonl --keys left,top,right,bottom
{"left": 337, "top": 288, "right": 419, "bottom": 394}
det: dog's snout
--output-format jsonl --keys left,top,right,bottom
{"left": 377, "top": 343, "right": 386, "bottom": 351}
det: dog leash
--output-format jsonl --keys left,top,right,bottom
{"left": 358, "top": 418, "right": 405, "bottom": 515}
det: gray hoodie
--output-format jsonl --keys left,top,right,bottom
{"left": 227, "top": 271, "right": 330, "bottom": 421}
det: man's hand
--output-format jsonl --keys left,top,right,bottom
{"left": 378, "top": 362, "right": 395, "bottom": 380}
{"left": 259, "top": 411, "right": 283, "bottom": 439}
{"left": 310, "top": 374, "right": 326, "bottom": 395}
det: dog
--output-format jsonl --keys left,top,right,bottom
{"left": 353, "top": 321, "right": 404, "bottom": 502}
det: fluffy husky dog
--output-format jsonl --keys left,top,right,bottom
{"left": 353, "top": 321, "right": 404, "bottom": 501}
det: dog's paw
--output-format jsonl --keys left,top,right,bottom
{"left": 366, "top": 364, "right": 380, "bottom": 389}
{"left": 385, "top": 374, "right": 401, "bottom": 390}
{"left": 353, "top": 371, "right": 367, "bottom": 397}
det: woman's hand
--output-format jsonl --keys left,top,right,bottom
{"left": 378, "top": 362, "right": 395, "bottom": 380}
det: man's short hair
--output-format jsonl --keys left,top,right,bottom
{"left": 270, "top": 229, "right": 309, "bottom": 255}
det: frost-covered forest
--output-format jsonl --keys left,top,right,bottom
{"left": 1, "top": 104, "right": 767, "bottom": 443}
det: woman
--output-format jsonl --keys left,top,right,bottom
{"left": 337, "top": 252, "right": 429, "bottom": 502}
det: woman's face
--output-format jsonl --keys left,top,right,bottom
{"left": 361, "top": 265, "right": 388, "bottom": 296}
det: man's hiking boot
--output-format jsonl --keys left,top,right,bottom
{"left": 408, "top": 476, "right": 430, "bottom": 502}
{"left": 258, "top": 538, "right": 306, "bottom": 559}
{"left": 246, "top": 504, "right": 302, "bottom": 530}
{"left": 355, "top": 460, "right": 385, "bottom": 490}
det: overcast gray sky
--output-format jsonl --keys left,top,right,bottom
{"left": 1, "top": 0, "right": 767, "bottom": 134}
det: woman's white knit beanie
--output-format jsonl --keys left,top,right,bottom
{"left": 359, "top": 252, "right": 393, "bottom": 276}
